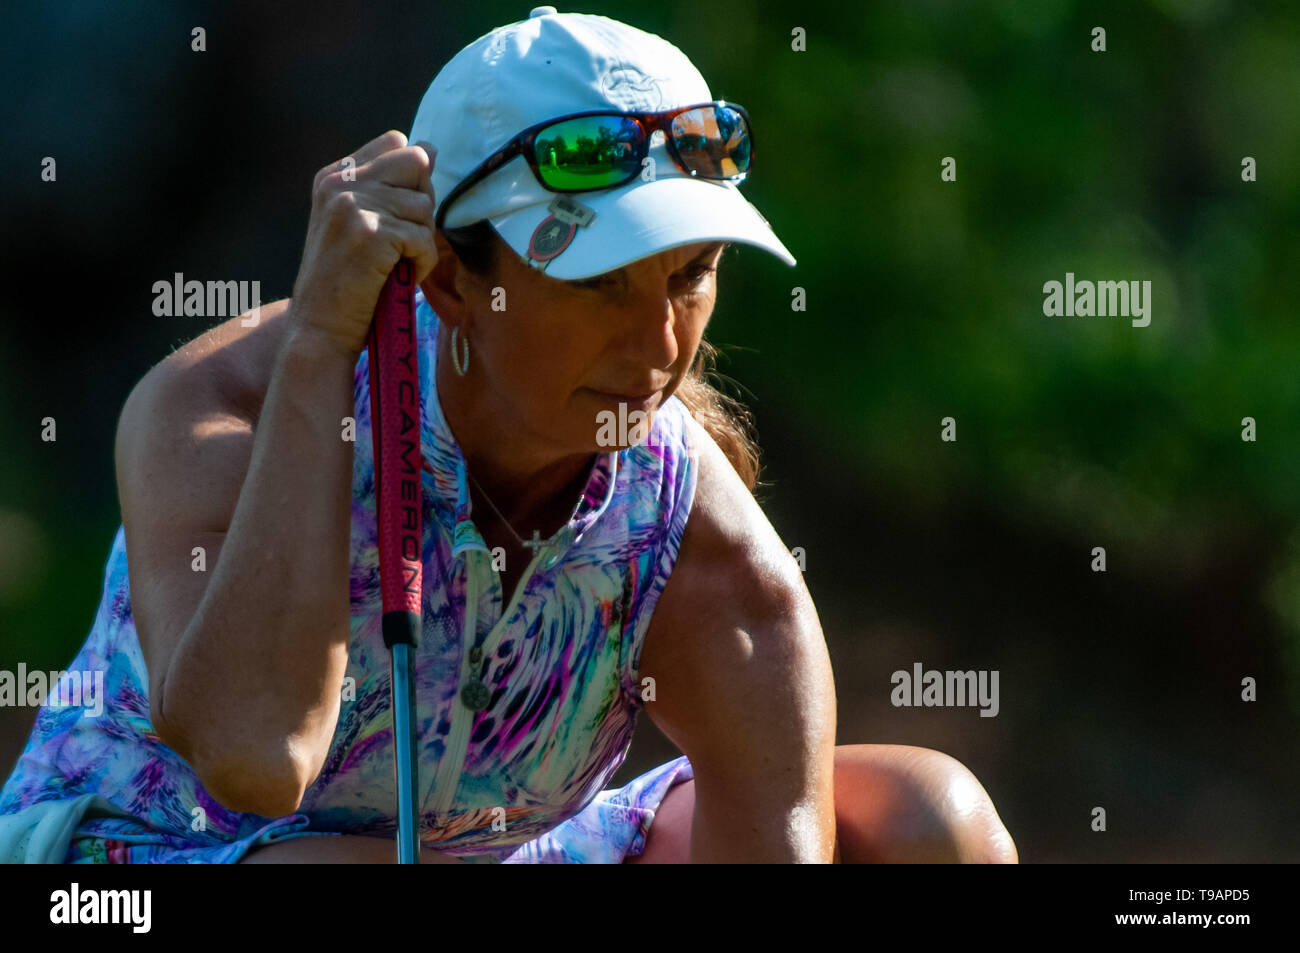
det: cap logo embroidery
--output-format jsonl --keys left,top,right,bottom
{"left": 600, "top": 67, "right": 667, "bottom": 111}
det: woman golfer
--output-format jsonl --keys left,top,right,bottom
{"left": 0, "top": 8, "right": 1016, "bottom": 863}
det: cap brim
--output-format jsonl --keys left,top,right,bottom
{"left": 488, "top": 172, "right": 796, "bottom": 281}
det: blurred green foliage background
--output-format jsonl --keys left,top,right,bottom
{"left": 1, "top": 0, "right": 1297, "bottom": 860}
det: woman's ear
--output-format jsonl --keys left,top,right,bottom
{"left": 420, "top": 232, "right": 468, "bottom": 323}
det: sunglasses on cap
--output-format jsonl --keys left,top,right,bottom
{"left": 433, "top": 100, "right": 755, "bottom": 234}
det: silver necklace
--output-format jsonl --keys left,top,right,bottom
{"left": 465, "top": 469, "right": 550, "bottom": 553}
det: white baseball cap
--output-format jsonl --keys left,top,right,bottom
{"left": 409, "top": 5, "right": 796, "bottom": 280}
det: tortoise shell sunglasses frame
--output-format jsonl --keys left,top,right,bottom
{"left": 432, "top": 100, "right": 755, "bottom": 234}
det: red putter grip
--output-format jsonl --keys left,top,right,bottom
{"left": 367, "top": 259, "right": 423, "bottom": 649}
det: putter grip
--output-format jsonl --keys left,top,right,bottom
{"left": 367, "top": 258, "right": 423, "bottom": 649}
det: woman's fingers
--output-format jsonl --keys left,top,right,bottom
{"left": 412, "top": 140, "right": 438, "bottom": 204}
{"left": 350, "top": 129, "right": 410, "bottom": 170}
{"left": 357, "top": 182, "right": 435, "bottom": 230}
{"left": 358, "top": 142, "right": 437, "bottom": 194}
{"left": 383, "top": 215, "right": 440, "bottom": 287}
{"left": 292, "top": 131, "right": 441, "bottom": 358}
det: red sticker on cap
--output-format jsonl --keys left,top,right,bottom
{"left": 527, "top": 215, "right": 576, "bottom": 262}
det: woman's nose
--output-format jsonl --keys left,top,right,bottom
{"left": 623, "top": 298, "right": 678, "bottom": 371}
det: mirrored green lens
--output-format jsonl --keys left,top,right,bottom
{"left": 533, "top": 115, "right": 643, "bottom": 189}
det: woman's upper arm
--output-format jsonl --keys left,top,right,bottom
{"left": 638, "top": 420, "right": 838, "bottom": 862}
{"left": 113, "top": 299, "right": 291, "bottom": 750}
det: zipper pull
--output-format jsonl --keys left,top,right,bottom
{"left": 458, "top": 548, "right": 491, "bottom": 712}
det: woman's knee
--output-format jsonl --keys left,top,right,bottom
{"left": 833, "top": 744, "right": 1018, "bottom": 864}
{"left": 632, "top": 744, "right": 1018, "bottom": 864}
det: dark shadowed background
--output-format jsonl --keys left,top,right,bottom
{"left": 1, "top": 0, "right": 1297, "bottom": 861}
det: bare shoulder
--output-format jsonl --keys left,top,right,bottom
{"left": 638, "top": 414, "right": 832, "bottom": 760}
{"left": 137, "top": 297, "right": 295, "bottom": 422}
{"left": 669, "top": 415, "right": 805, "bottom": 603}
{"left": 116, "top": 296, "right": 294, "bottom": 497}
{"left": 114, "top": 296, "right": 300, "bottom": 584}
